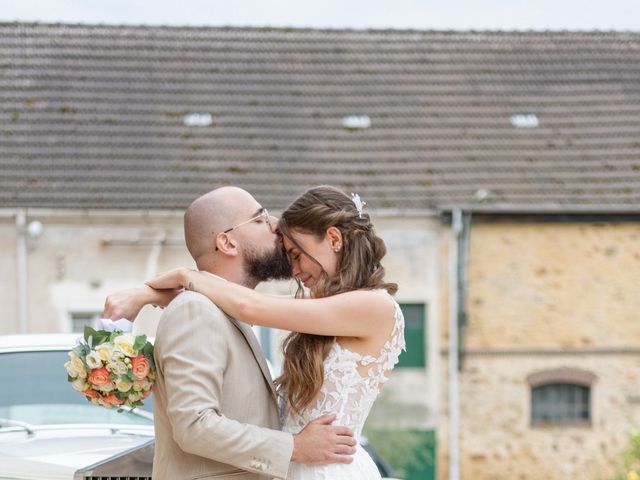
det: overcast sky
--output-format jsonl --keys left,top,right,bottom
{"left": 2, "top": 0, "right": 640, "bottom": 31}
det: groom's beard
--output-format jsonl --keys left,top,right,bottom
{"left": 244, "top": 244, "right": 292, "bottom": 282}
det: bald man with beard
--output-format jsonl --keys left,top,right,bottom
{"left": 103, "top": 187, "right": 356, "bottom": 480}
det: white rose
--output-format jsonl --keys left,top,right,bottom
{"left": 68, "top": 351, "right": 87, "bottom": 377}
{"left": 95, "top": 343, "right": 114, "bottom": 362}
{"left": 128, "top": 393, "right": 140, "bottom": 402}
{"left": 97, "top": 382, "right": 115, "bottom": 393}
{"left": 85, "top": 351, "right": 103, "bottom": 369}
{"left": 64, "top": 360, "right": 79, "bottom": 378}
{"left": 110, "top": 349, "right": 124, "bottom": 362}
{"left": 106, "top": 360, "right": 128, "bottom": 376}
{"left": 116, "top": 379, "right": 133, "bottom": 393}
{"left": 72, "top": 378, "right": 86, "bottom": 392}
{"left": 115, "top": 361, "right": 128, "bottom": 376}
{"left": 133, "top": 379, "right": 152, "bottom": 391}
{"left": 114, "top": 334, "right": 137, "bottom": 357}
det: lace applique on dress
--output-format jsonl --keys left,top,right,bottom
{"left": 282, "top": 291, "right": 406, "bottom": 439}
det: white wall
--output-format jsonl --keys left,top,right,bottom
{"left": 1, "top": 208, "right": 442, "bottom": 430}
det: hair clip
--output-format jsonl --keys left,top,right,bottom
{"left": 351, "top": 193, "right": 366, "bottom": 218}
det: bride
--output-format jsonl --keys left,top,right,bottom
{"left": 139, "top": 186, "right": 403, "bottom": 479}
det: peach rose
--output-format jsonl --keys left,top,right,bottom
{"left": 82, "top": 388, "right": 99, "bottom": 399}
{"left": 88, "top": 367, "right": 111, "bottom": 387}
{"left": 131, "top": 355, "right": 151, "bottom": 380}
{"left": 102, "top": 393, "right": 124, "bottom": 407}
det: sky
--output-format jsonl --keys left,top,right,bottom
{"left": 1, "top": 0, "right": 640, "bottom": 31}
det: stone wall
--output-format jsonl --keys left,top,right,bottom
{"left": 466, "top": 222, "right": 640, "bottom": 349}
{"left": 437, "top": 221, "right": 640, "bottom": 480}
{"left": 439, "top": 353, "right": 640, "bottom": 480}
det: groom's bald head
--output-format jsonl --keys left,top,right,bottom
{"left": 184, "top": 186, "right": 256, "bottom": 261}
{"left": 184, "top": 186, "right": 291, "bottom": 285}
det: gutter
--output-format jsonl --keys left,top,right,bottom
{"left": 448, "top": 209, "right": 461, "bottom": 480}
{"left": 448, "top": 208, "right": 471, "bottom": 480}
{"left": 16, "top": 210, "right": 28, "bottom": 334}
{"left": 437, "top": 203, "right": 640, "bottom": 215}
{"left": 0, "top": 208, "right": 184, "bottom": 219}
{"left": 0, "top": 207, "right": 439, "bottom": 219}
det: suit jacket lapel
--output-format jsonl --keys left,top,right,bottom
{"left": 197, "top": 272, "right": 279, "bottom": 405}
{"left": 228, "top": 316, "right": 278, "bottom": 404}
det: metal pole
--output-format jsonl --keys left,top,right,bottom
{"left": 16, "top": 210, "right": 28, "bottom": 334}
{"left": 449, "top": 208, "right": 462, "bottom": 480}
{"left": 144, "top": 233, "right": 166, "bottom": 280}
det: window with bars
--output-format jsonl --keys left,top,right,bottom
{"left": 70, "top": 311, "right": 101, "bottom": 334}
{"left": 531, "top": 383, "right": 591, "bottom": 424}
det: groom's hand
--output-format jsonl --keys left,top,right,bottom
{"left": 291, "top": 414, "right": 356, "bottom": 465}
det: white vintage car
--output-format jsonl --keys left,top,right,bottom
{"left": 0, "top": 334, "right": 399, "bottom": 480}
{"left": 0, "top": 334, "right": 154, "bottom": 480}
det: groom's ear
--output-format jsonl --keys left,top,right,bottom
{"left": 215, "top": 232, "right": 239, "bottom": 257}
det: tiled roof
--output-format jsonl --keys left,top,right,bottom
{"left": 1, "top": 23, "right": 640, "bottom": 212}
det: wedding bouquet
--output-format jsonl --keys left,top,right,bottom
{"left": 65, "top": 319, "right": 155, "bottom": 410}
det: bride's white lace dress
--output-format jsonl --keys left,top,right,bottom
{"left": 282, "top": 292, "right": 405, "bottom": 479}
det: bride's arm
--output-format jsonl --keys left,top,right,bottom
{"left": 103, "top": 285, "right": 181, "bottom": 321}
{"left": 147, "top": 268, "right": 393, "bottom": 338}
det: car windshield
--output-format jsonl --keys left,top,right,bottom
{"left": 0, "top": 350, "right": 153, "bottom": 426}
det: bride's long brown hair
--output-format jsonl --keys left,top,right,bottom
{"left": 274, "top": 185, "right": 397, "bottom": 414}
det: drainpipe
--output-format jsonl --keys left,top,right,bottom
{"left": 448, "top": 208, "right": 463, "bottom": 480}
{"left": 16, "top": 210, "right": 28, "bottom": 334}
{"left": 144, "top": 233, "right": 167, "bottom": 279}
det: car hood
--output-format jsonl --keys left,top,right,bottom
{"left": 0, "top": 426, "right": 153, "bottom": 480}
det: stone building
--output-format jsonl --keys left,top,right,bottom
{"left": 2, "top": 23, "right": 640, "bottom": 479}
{"left": 438, "top": 218, "right": 640, "bottom": 480}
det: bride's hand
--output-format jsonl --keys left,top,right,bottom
{"left": 146, "top": 267, "right": 193, "bottom": 291}
{"left": 103, "top": 285, "right": 175, "bottom": 321}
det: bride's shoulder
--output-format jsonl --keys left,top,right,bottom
{"left": 339, "top": 289, "right": 397, "bottom": 325}
{"left": 337, "top": 288, "right": 390, "bottom": 303}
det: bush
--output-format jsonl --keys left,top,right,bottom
{"left": 609, "top": 429, "right": 640, "bottom": 480}
{"left": 364, "top": 428, "right": 436, "bottom": 480}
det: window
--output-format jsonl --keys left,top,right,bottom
{"left": 183, "top": 112, "right": 213, "bottom": 127}
{"left": 397, "top": 303, "right": 426, "bottom": 368}
{"left": 252, "top": 325, "right": 273, "bottom": 362}
{"left": 510, "top": 113, "right": 539, "bottom": 128}
{"left": 69, "top": 311, "right": 101, "bottom": 334}
{"left": 342, "top": 115, "right": 371, "bottom": 130}
{"left": 531, "top": 383, "right": 590, "bottom": 423}
{"left": 528, "top": 369, "right": 595, "bottom": 425}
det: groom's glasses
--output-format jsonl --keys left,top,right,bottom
{"left": 215, "top": 208, "right": 273, "bottom": 251}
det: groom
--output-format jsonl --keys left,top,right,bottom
{"left": 103, "top": 187, "right": 356, "bottom": 480}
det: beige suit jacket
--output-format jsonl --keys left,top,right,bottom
{"left": 152, "top": 291, "right": 293, "bottom": 480}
